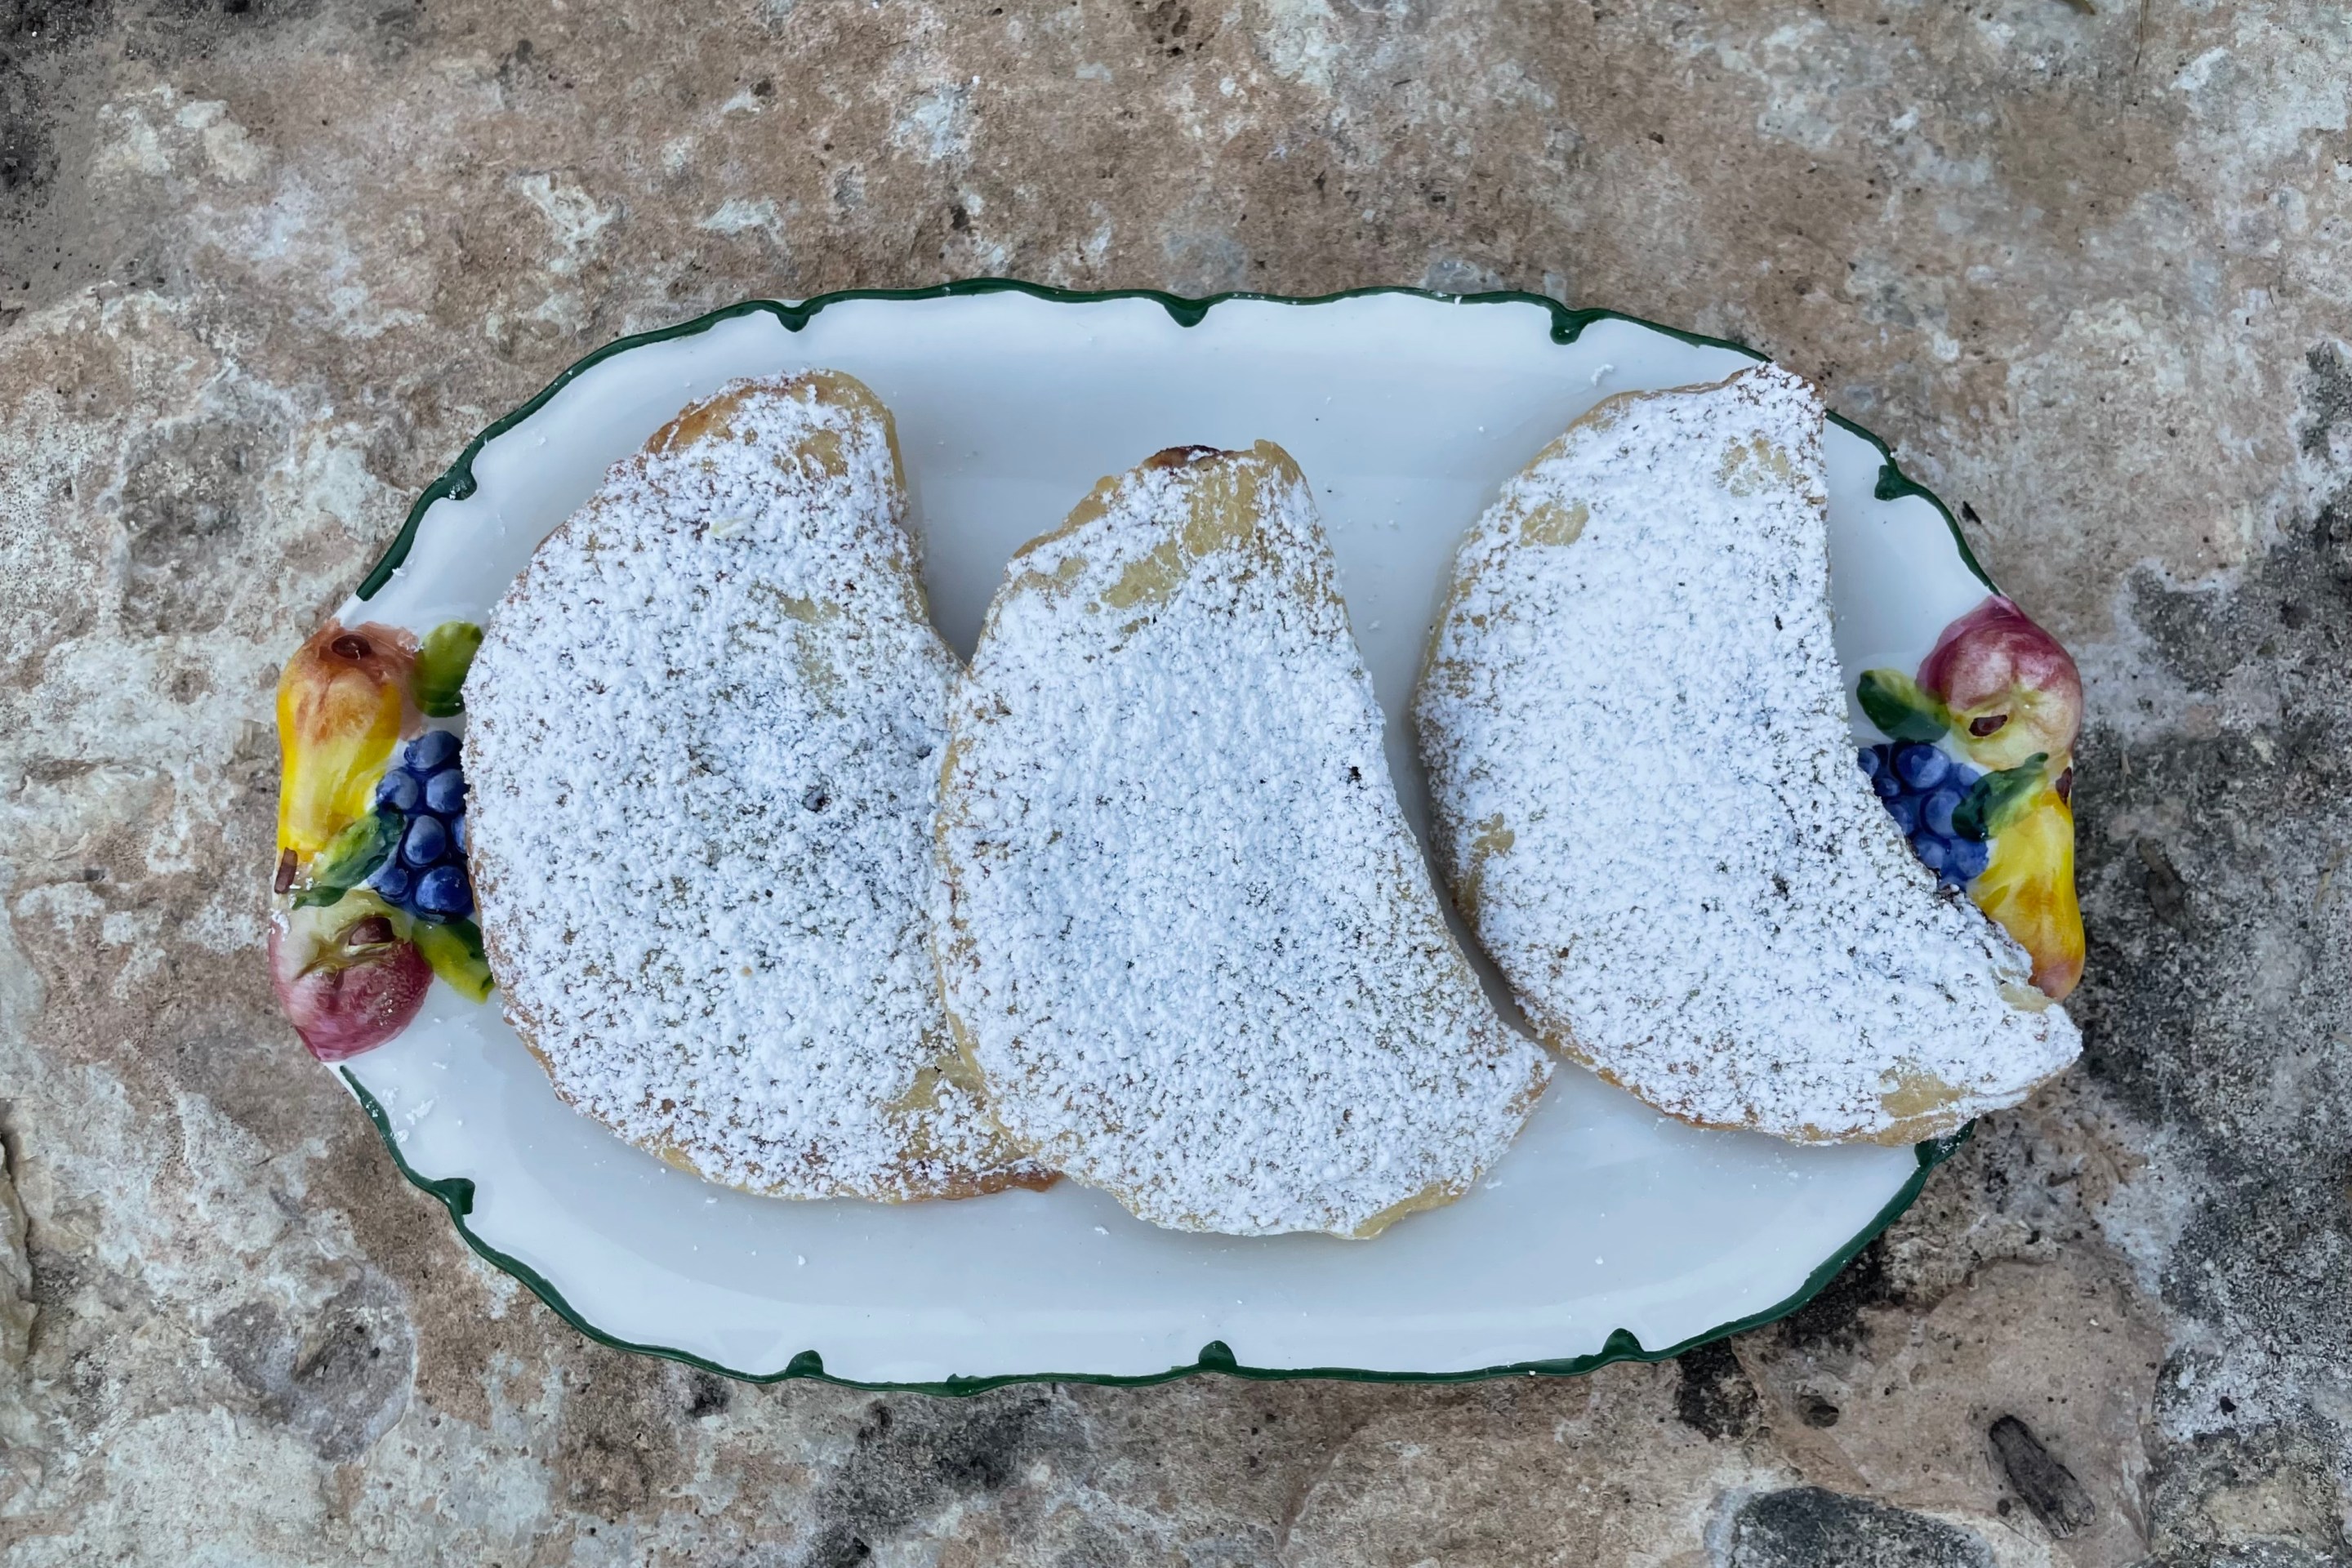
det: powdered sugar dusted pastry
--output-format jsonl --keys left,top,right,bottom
{"left": 937, "top": 443, "right": 1552, "bottom": 1238}
{"left": 466, "top": 371, "right": 1049, "bottom": 1200}
{"left": 1414, "top": 366, "right": 2079, "bottom": 1145}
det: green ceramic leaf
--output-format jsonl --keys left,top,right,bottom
{"left": 1952, "top": 753, "right": 2049, "bottom": 842}
{"left": 294, "top": 812, "right": 399, "bottom": 906}
{"left": 414, "top": 621, "right": 485, "bottom": 718}
{"left": 1856, "top": 669, "right": 1951, "bottom": 743}
{"left": 415, "top": 917, "right": 494, "bottom": 1002}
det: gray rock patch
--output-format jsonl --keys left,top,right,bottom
{"left": 1722, "top": 1488, "right": 1993, "bottom": 1568}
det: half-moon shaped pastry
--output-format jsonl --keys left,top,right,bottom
{"left": 1414, "top": 365, "right": 2078, "bottom": 1145}
{"left": 937, "top": 442, "right": 1551, "bottom": 1237}
{"left": 466, "top": 371, "right": 1049, "bottom": 1200}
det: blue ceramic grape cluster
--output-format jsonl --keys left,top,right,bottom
{"left": 369, "top": 729, "right": 475, "bottom": 920}
{"left": 1858, "top": 741, "right": 1990, "bottom": 887}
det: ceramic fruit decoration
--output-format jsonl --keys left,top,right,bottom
{"left": 1855, "top": 595, "right": 2085, "bottom": 1000}
{"left": 270, "top": 617, "right": 492, "bottom": 1062}
{"left": 274, "top": 621, "right": 416, "bottom": 885}
{"left": 267, "top": 893, "right": 434, "bottom": 1063}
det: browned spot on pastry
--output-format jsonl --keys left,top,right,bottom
{"left": 1518, "top": 500, "right": 1588, "bottom": 547}
{"left": 1141, "top": 443, "right": 1223, "bottom": 470}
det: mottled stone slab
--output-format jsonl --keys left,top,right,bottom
{"left": 2, "top": 0, "right": 2350, "bottom": 1561}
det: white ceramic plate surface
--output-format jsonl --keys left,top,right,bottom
{"left": 333, "top": 285, "right": 1989, "bottom": 1388}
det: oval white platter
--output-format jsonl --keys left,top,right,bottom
{"left": 333, "top": 284, "right": 1992, "bottom": 1388}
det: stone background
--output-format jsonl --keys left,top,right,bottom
{"left": 2, "top": 0, "right": 2349, "bottom": 1561}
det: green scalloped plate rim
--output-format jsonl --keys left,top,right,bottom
{"left": 348, "top": 1069, "right": 1967, "bottom": 1392}
{"left": 355, "top": 280, "right": 1996, "bottom": 599}
{"left": 343, "top": 278, "right": 1996, "bottom": 1390}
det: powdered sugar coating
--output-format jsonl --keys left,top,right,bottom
{"left": 1416, "top": 366, "right": 2079, "bottom": 1144}
{"left": 937, "top": 443, "right": 1552, "bottom": 1238}
{"left": 466, "top": 372, "right": 1045, "bottom": 1200}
